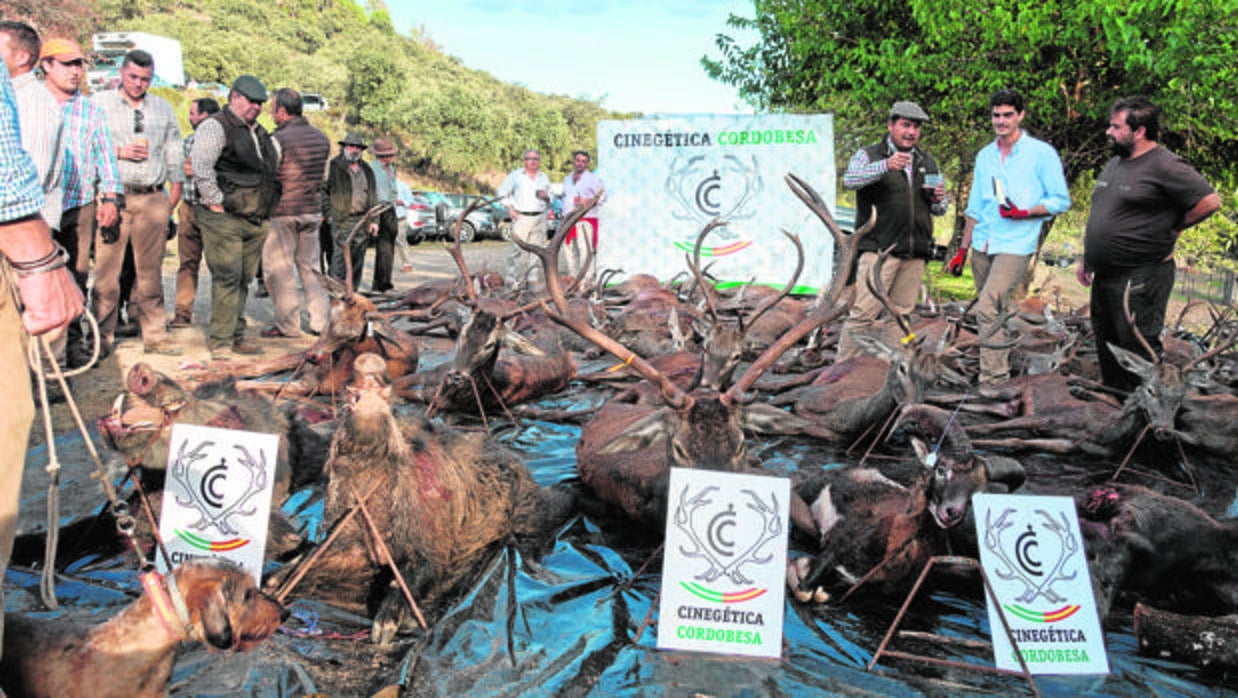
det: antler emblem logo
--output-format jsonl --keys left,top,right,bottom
{"left": 672, "top": 483, "right": 782, "bottom": 586}
{"left": 171, "top": 439, "right": 269, "bottom": 537}
{"left": 984, "top": 507, "right": 1079, "bottom": 604}
{"left": 665, "top": 154, "right": 764, "bottom": 237}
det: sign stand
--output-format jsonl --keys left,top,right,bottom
{"left": 866, "top": 555, "right": 1041, "bottom": 698}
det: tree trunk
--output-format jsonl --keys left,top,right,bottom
{"left": 1133, "top": 602, "right": 1238, "bottom": 672}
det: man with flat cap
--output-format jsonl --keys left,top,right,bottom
{"left": 191, "top": 74, "right": 279, "bottom": 360}
{"left": 835, "top": 100, "right": 948, "bottom": 361}
{"left": 325, "top": 131, "right": 377, "bottom": 289}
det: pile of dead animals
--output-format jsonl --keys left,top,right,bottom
{"left": 13, "top": 177, "right": 1238, "bottom": 693}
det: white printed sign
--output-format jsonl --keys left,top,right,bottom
{"left": 157, "top": 423, "right": 280, "bottom": 583}
{"left": 973, "top": 494, "right": 1109, "bottom": 675}
{"left": 597, "top": 114, "right": 836, "bottom": 293}
{"left": 658, "top": 467, "right": 790, "bottom": 659}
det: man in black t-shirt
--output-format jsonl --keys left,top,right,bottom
{"left": 1078, "top": 96, "right": 1219, "bottom": 391}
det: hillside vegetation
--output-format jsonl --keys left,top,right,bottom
{"left": 69, "top": 0, "right": 623, "bottom": 192}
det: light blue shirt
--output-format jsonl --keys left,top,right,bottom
{"left": 964, "top": 132, "right": 1070, "bottom": 255}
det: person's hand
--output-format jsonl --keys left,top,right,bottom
{"left": 886, "top": 151, "right": 911, "bottom": 171}
{"left": 1076, "top": 264, "right": 1093, "bottom": 287}
{"left": 120, "top": 141, "right": 149, "bottom": 162}
{"left": 18, "top": 267, "right": 83, "bottom": 340}
{"left": 183, "top": 157, "right": 194, "bottom": 178}
{"left": 208, "top": 204, "right": 225, "bottom": 213}
{"left": 930, "top": 183, "right": 946, "bottom": 203}
{"left": 368, "top": 222, "right": 379, "bottom": 236}
{"left": 946, "top": 248, "right": 967, "bottom": 276}
{"left": 999, "top": 199, "right": 1031, "bottom": 219}
{"left": 96, "top": 201, "right": 119, "bottom": 229}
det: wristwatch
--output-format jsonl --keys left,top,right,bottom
{"left": 100, "top": 192, "right": 126, "bottom": 210}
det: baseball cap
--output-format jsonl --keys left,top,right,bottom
{"left": 40, "top": 38, "right": 86, "bottom": 62}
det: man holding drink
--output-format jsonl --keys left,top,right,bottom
{"left": 95, "top": 49, "right": 185, "bottom": 356}
{"left": 835, "top": 100, "right": 948, "bottom": 361}
{"left": 953, "top": 88, "right": 1070, "bottom": 384}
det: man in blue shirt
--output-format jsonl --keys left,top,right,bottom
{"left": 954, "top": 89, "right": 1070, "bottom": 384}
{"left": 0, "top": 66, "right": 83, "bottom": 673}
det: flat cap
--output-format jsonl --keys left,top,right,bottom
{"left": 339, "top": 132, "right": 367, "bottom": 148}
{"left": 231, "top": 74, "right": 268, "bottom": 102}
{"left": 40, "top": 38, "right": 85, "bottom": 62}
{"left": 889, "top": 100, "right": 930, "bottom": 123}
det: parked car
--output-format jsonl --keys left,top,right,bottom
{"left": 301, "top": 93, "right": 328, "bottom": 111}
{"left": 410, "top": 191, "right": 495, "bottom": 243}
{"left": 404, "top": 192, "right": 437, "bottom": 245}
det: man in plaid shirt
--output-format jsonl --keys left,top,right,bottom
{"left": 40, "top": 38, "right": 122, "bottom": 367}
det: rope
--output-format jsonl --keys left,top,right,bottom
{"left": 26, "top": 310, "right": 153, "bottom": 611}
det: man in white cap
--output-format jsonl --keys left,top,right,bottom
{"left": 835, "top": 100, "right": 948, "bottom": 361}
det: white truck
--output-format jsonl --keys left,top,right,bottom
{"left": 89, "top": 32, "right": 185, "bottom": 90}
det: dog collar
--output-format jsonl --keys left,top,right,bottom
{"left": 141, "top": 569, "right": 194, "bottom": 641}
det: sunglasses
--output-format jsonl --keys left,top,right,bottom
{"left": 134, "top": 109, "right": 145, "bottom": 134}
{"left": 53, "top": 58, "right": 85, "bottom": 67}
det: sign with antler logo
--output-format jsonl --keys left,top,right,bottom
{"left": 157, "top": 423, "right": 279, "bottom": 583}
{"left": 657, "top": 468, "right": 790, "bottom": 658}
{"left": 973, "top": 494, "right": 1109, "bottom": 674}
{"left": 597, "top": 114, "right": 836, "bottom": 293}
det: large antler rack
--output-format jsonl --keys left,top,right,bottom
{"left": 864, "top": 244, "right": 916, "bottom": 340}
{"left": 443, "top": 197, "right": 491, "bottom": 306}
{"left": 510, "top": 193, "right": 601, "bottom": 310}
{"left": 721, "top": 173, "right": 873, "bottom": 405}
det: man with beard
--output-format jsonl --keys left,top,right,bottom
{"left": 954, "top": 88, "right": 1069, "bottom": 384}
{"left": 1078, "top": 96, "right": 1219, "bottom": 391}
{"left": 191, "top": 75, "right": 279, "bottom": 360}
{"left": 325, "top": 132, "right": 377, "bottom": 289}
{"left": 559, "top": 149, "right": 603, "bottom": 277}
{"left": 835, "top": 101, "right": 947, "bottom": 361}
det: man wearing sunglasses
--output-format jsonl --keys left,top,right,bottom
{"left": 95, "top": 49, "right": 185, "bottom": 357}
{"left": 40, "top": 38, "right": 123, "bottom": 368}
{"left": 955, "top": 89, "right": 1070, "bottom": 385}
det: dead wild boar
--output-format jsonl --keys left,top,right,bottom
{"left": 275, "top": 353, "right": 573, "bottom": 644}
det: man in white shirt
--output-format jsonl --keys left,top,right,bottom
{"left": 496, "top": 149, "right": 551, "bottom": 289}
{"left": 559, "top": 149, "right": 603, "bottom": 277}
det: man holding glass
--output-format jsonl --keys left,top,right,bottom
{"left": 954, "top": 89, "right": 1070, "bottom": 384}
{"left": 835, "top": 100, "right": 947, "bottom": 361}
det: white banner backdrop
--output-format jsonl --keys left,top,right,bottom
{"left": 596, "top": 114, "right": 836, "bottom": 293}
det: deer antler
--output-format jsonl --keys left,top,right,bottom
{"left": 864, "top": 244, "right": 915, "bottom": 340}
{"left": 341, "top": 203, "right": 393, "bottom": 297}
{"left": 511, "top": 192, "right": 601, "bottom": 313}
{"left": 1122, "top": 281, "right": 1161, "bottom": 363}
{"left": 443, "top": 198, "right": 490, "bottom": 306}
{"left": 723, "top": 173, "right": 872, "bottom": 404}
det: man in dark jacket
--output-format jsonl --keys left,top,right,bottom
{"left": 326, "top": 132, "right": 377, "bottom": 289}
{"left": 835, "top": 100, "right": 947, "bottom": 361}
{"left": 190, "top": 74, "right": 279, "bottom": 359}
{"left": 261, "top": 88, "right": 330, "bottom": 338}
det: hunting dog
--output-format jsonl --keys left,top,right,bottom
{"left": 1, "top": 558, "right": 284, "bottom": 698}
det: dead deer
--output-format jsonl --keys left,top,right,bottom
{"left": 787, "top": 404, "right": 1026, "bottom": 603}
{"left": 541, "top": 175, "right": 871, "bottom": 537}
{"left": 770, "top": 246, "right": 967, "bottom": 444}
{"left": 393, "top": 201, "right": 576, "bottom": 416}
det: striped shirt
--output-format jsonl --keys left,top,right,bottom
{"left": 12, "top": 72, "right": 64, "bottom": 227}
{"left": 60, "top": 93, "right": 122, "bottom": 210}
{"left": 182, "top": 132, "right": 197, "bottom": 203}
{"left": 0, "top": 71, "right": 45, "bottom": 221}
{"left": 844, "top": 138, "right": 949, "bottom": 215}
{"left": 94, "top": 89, "right": 184, "bottom": 188}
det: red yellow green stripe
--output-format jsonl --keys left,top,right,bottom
{"left": 175, "top": 528, "right": 250, "bottom": 552}
{"left": 681, "top": 581, "right": 767, "bottom": 604}
{"left": 671, "top": 240, "right": 753, "bottom": 257}
{"left": 1003, "top": 603, "right": 1080, "bottom": 623}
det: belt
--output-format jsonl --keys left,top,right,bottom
{"left": 516, "top": 209, "right": 545, "bottom": 216}
{"left": 124, "top": 184, "right": 163, "bottom": 195}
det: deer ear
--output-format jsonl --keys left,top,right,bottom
{"left": 499, "top": 328, "right": 545, "bottom": 356}
{"left": 852, "top": 333, "right": 899, "bottom": 360}
{"left": 739, "top": 402, "right": 819, "bottom": 435}
{"left": 908, "top": 436, "right": 933, "bottom": 466}
{"left": 317, "top": 272, "right": 348, "bottom": 300}
{"left": 597, "top": 409, "right": 673, "bottom": 455}
{"left": 1107, "top": 342, "right": 1156, "bottom": 378}
{"left": 982, "top": 455, "right": 1026, "bottom": 492}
